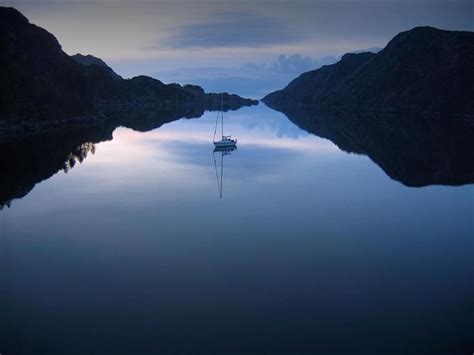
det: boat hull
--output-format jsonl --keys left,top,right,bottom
{"left": 214, "top": 141, "right": 237, "bottom": 148}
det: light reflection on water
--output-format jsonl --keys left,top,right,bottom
{"left": 0, "top": 104, "right": 472, "bottom": 354}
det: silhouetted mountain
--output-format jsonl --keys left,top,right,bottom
{"left": 270, "top": 105, "right": 474, "bottom": 187}
{"left": 71, "top": 53, "right": 123, "bottom": 80}
{"left": 263, "top": 27, "right": 474, "bottom": 117}
{"left": 264, "top": 52, "right": 375, "bottom": 106}
{"left": 0, "top": 6, "right": 257, "bottom": 125}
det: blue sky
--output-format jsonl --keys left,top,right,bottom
{"left": 3, "top": 0, "right": 473, "bottom": 97}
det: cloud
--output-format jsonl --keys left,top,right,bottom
{"left": 151, "top": 53, "right": 339, "bottom": 98}
{"left": 241, "top": 54, "right": 339, "bottom": 78}
{"left": 153, "top": 54, "right": 337, "bottom": 83}
{"left": 163, "top": 12, "right": 300, "bottom": 49}
{"left": 350, "top": 47, "right": 382, "bottom": 54}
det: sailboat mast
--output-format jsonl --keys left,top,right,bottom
{"left": 221, "top": 93, "right": 224, "bottom": 138}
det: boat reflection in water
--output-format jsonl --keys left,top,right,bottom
{"left": 212, "top": 145, "right": 237, "bottom": 199}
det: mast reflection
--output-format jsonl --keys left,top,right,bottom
{"left": 212, "top": 146, "right": 237, "bottom": 199}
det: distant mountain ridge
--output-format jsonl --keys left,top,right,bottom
{"left": 0, "top": 6, "right": 257, "bottom": 124}
{"left": 263, "top": 26, "right": 474, "bottom": 117}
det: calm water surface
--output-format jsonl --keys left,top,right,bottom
{"left": 0, "top": 104, "right": 473, "bottom": 354}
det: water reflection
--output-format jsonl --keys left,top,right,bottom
{"left": 0, "top": 104, "right": 472, "bottom": 355}
{"left": 1, "top": 104, "right": 473, "bottom": 209}
{"left": 0, "top": 126, "right": 108, "bottom": 209}
{"left": 265, "top": 104, "right": 474, "bottom": 187}
{"left": 0, "top": 108, "right": 218, "bottom": 209}
{"left": 213, "top": 146, "right": 237, "bottom": 199}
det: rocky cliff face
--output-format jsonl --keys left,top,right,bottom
{"left": 0, "top": 6, "right": 257, "bottom": 123}
{"left": 71, "top": 53, "right": 123, "bottom": 80}
{"left": 263, "top": 27, "right": 474, "bottom": 117}
{"left": 0, "top": 7, "right": 103, "bottom": 118}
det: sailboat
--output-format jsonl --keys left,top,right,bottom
{"left": 213, "top": 94, "right": 237, "bottom": 148}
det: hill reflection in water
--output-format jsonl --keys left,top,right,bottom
{"left": 0, "top": 108, "right": 208, "bottom": 208}
{"left": 266, "top": 104, "right": 474, "bottom": 187}
{"left": 2, "top": 104, "right": 473, "bottom": 209}
{"left": 0, "top": 104, "right": 472, "bottom": 355}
